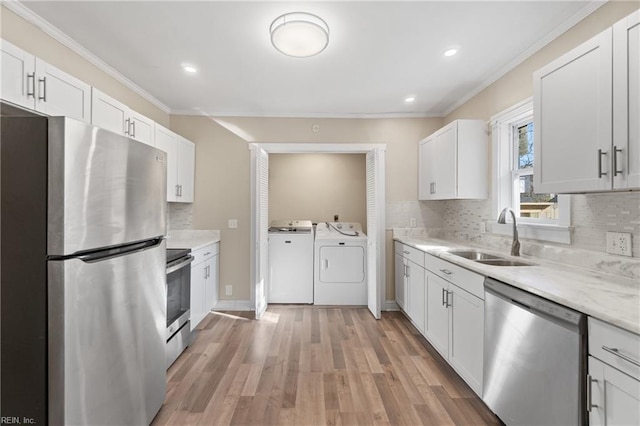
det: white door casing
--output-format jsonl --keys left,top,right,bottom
{"left": 249, "top": 143, "right": 386, "bottom": 320}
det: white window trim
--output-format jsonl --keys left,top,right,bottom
{"left": 490, "top": 98, "right": 572, "bottom": 244}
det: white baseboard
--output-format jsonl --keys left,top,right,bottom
{"left": 212, "top": 299, "right": 252, "bottom": 311}
{"left": 384, "top": 300, "right": 400, "bottom": 311}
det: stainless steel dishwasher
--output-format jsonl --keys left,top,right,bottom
{"left": 483, "top": 278, "right": 587, "bottom": 426}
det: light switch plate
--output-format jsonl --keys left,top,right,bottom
{"left": 228, "top": 219, "right": 238, "bottom": 229}
{"left": 606, "top": 232, "right": 632, "bottom": 257}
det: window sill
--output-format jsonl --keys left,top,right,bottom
{"left": 489, "top": 222, "right": 572, "bottom": 244}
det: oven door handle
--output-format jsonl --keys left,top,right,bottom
{"left": 166, "top": 255, "right": 194, "bottom": 274}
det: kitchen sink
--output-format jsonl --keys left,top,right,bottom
{"left": 447, "top": 250, "right": 503, "bottom": 261}
{"left": 475, "top": 259, "right": 535, "bottom": 267}
{"left": 447, "top": 250, "right": 535, "bottom": 266}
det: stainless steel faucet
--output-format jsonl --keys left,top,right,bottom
{"left": 498, "top": 207, "right": 520, "bottom": 256}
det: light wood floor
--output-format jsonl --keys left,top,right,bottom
{"left": 152, "top": 306, "right": 501, "bottom": 426}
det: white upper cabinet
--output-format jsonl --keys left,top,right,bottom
{"left": 534, "top": 10, "right": 639, "bottom": 193}
{"left": 1, "top": 40, "right": 90, "bottom": 122}
{"left": 613, "top": 11, "right": 640, "bottom": 190}
{"left": 91, "top": 88, "right": 154, "bottom": 146}
{"left": 418, "top": 119, "right": 488, "bottom": 200}
{"left": 154, "top": 125, "right": 195, "bottom": 203}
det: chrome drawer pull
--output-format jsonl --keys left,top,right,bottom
{"left": 403, "top": 250, "right": 410, "bottom": 254}
{"left": 440, "top": 268, "right": 452, "bottom": 275}
{"left": 602, "top": 346, "right": 640, "bottom": 367}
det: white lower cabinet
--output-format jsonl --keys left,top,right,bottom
{"left": 190, "top": 243, "right": 219, "bottom": 331}
{"left": 395, "top": 242, "right": 485, "bottom": 396}
{"left": 588, "top": 317, "right": 640, "bottom": 425}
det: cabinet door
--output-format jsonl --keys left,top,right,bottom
{"left": 203, "top": 257, "right": 215, "bottom": 312}
{"left": 425, "top": 271, "right": 448, "bottom": 358}
{"left": 434, "top": 124, "right": 457, "bottom": 199}
{"left": 418, "top": 137, "right": 436, "bottom": 200}
{"left": 155, "top": 125, "right": 179, "bottom": 202}
{"left": 190, "top": 262, "right": 206, "bottom": 331}
{"left": 129, "top": 110, "right": 155, "bottom": 146}
{"left": 394, "top": 252, "right": 406, "bottom": 310}
{"left": 177, "top": 137, "right": 195, "bottom": 202}
{"left": 448, "top": 285, "right": 484, "bottom": 396}
{"left": 406, "top": 260, "right": 425, "bottom": 333}
{"left": 91, "top": 88, "right": 128, "bottom": 136}
{"left": 206, "top": 254, "right": 219, "bottom": 311}
{"left": 613, "top": 11, "right": 640, "bottom": 190}
{"left": 1, "top": 40, "right": 35, "bottom": 109}
{"left": 34, "top": 58, "right": 91, "bottom": 122}
{"left": 589, "top": 356, "right": 640, "bottom": 426}
{"left": 534, "top": 28, "right": 613, "bottom": 193}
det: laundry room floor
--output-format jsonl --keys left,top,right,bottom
{"left": 152, "top": 306, "right": 501, "bottom": 425}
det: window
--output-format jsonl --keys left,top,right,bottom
{"left": 491, "top": 98, "right": 571, "bottom": 243}
{"left": 512, "top": 121, "right": 559, "bottom": 222}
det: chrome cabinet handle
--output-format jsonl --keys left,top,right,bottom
{"left": 406, "top": 264, "right": 410, "bottom": 277}
{"left": 602, "top": 346, "right": 640, "bottom": 367}
{"left": 598, "top": 149, "right": 608, "bottom": 177}
{"left": 38, "top": 76, "right": 47, "bottom": 101}
{"left": 124, "top": 118, "right": 130, "bottom": 135}
{"left": 204, "top": 252, "right": 211, "bottom": 256}
{"left": 179, "top": 184, "right": 183, "bottom": 196}
{"left": 586, "top": 374, "right": 598, "bottom": 411}
{"left": 131, "top": 120, "right": 136, "bottom": 138}
{"left": 403, "top": 250, "right": 410, "bottom": 254}
{"left": 441, "top": 288, "right": 446, "bottom": 306}
{"left": 26, "top": 72, "right": 35, "bottom": 98}
{"left": 445, "top": 290, "right": 452, "bottom": 308}
{"left": 175, "top": 184, "right": 180, "bottom": 197}
{"left": 613, "top": 146, "right": 623, "bottom": 176}
{"left": 440, "top": 268, "right": 452, "bottom": 275}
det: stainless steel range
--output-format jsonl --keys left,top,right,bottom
{"left": 166, "top": 248, "right": 193, "bottom": 368}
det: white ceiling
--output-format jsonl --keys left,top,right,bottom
{"left": 18, "top": 1, "right": 600, "bottom": 118}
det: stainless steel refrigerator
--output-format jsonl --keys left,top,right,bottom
{"left": 1, "top": 115, "right": 167, "bottom": 425}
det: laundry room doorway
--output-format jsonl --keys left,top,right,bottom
{"left": 249, "top": 143, "right": 386, "bottom": 320}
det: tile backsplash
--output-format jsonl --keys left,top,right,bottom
{"left": 420, "top": 192, "right": 640, "bottom": 258}
{"left": 167, "top": 202, "right": 194, "bottom": 232}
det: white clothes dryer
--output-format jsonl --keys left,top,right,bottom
{"left": 268, "top": 220, "right": 314, "bottom": 303}
{"left": 314, "top": 222, "right": 367, "bottom": 305}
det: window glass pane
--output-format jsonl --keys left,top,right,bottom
{"left": 517, "top": 122, "right": 534, "bottom": 169}
{"left": 518, "top": 175, "right": 558, "bottom": 219}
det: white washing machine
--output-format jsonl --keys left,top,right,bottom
{"left": 314, "top": 222, "right": 367, "bottom": 305}
{"left": 268, "top": 220, "right": 314, "bottom": 303}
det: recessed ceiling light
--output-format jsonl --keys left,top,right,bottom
{"left": 443, "top": 48, "right": 458, "bottom": 57}
{"left": 183, "top": 65, "right": 197, "bottom": 73}
{"left": 404, "top": 96, "right": 416, "bottom": 103}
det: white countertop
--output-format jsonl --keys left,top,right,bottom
{"left": 394, "top": 236, "right": 640, "bottom": 335}
{"left": 167, "top": 229, "right": 220, "bottom": 251}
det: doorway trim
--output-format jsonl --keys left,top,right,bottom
{"left": 249, "top": 143, "right": 386, "bottom": 319}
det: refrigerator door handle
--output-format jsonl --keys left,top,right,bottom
{"left": 75, "top": 238, "right": 164, "bottom": 263}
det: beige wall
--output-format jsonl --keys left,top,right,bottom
{"left": 269, "top": 154, "right": 367, "bottom": 230}
{"left": 445, "top": 0, "right": 640, "bottom": 123}
{"left": 170, "top": 116, "right": 442, "bottom": 301}
{"left": 0, "top": 6, "right": 170, "bottom": 126}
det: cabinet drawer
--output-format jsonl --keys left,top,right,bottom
{"left": 589, "top": 318, "right": 640, "bottom": 379}
{"left": 191, "top": 243, "right": 219, "bottom": 266}
{"left": 424, "top": 254, "right": 484, "bottom": 299}
{"left": 397, "top": 243, "right": 424, "bottom": 267}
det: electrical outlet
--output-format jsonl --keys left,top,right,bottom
{"left": 228, "top": 219, "right": 238, "bottom": 229}
{"left": 410, "top": 217, "right": 417, "bottom": 227}
{"left": 606, "top": 232, "right": 633, "bottom": 257}
{"left": 225, "top": 285, "right": 233, "bottom": 296}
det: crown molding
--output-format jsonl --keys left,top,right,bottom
{"left": 442, "top": 0, "right": 606, "bottom": 117}
{"left": 3, "top": 0, "right": 171, "bottom": 114}
{"left": 171, "top": 109, "right": 439, "bottom": 119}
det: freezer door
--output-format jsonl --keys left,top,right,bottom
{"left": 48, "top": 117, "right": 167, "bottom": 256}
{"left": 48, "top": 239, "right": 167, "bottom": 425}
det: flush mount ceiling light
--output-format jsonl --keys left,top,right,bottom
{"left": 182, "top": 64, "right": 197, "bottom": 73}
{"left": 443, "top": 48, "right": 459, "bottom": 57}
{"left": 270, "top": 12, "right": 329, "bottom": 58}
{"left": 404, "top": 95, "right": 416, "bottom": 103}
